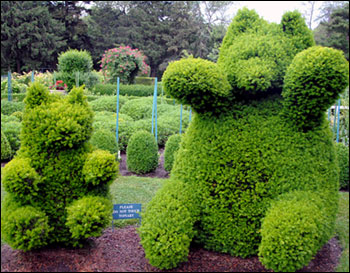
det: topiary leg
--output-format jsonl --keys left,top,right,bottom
{"left": 1, "top": 196, "right": 51, "bottom": 251}
{"left": 258, "top": 190, "right": 338, "bottom": 272}
{"left": 138, "top": 179, "right": 200, "bottom": 270}
{"left": 65, "top": 196, "right": 113, "bottom": 247}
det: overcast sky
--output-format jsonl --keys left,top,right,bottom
{"left": 229, "top": 1, "right": 325, "bottom": 29}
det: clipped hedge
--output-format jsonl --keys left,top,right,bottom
{"left": 164, "top": 134, "right": 182, "bottom": 172}
{"left": 126, "top": 130, "right": 159, "bottom": 174}
{"left": 92, "top": 83, "right": 161, "bottom": 97}
{"left": 282, "top": 46, "right": 349, "bottom": 131}
{"left": 1, "top": 121, "right": 21, "bottom": 153}
{"left": 1, "top": 100, "right": 25, "bottom": 115}
{"left": 335, "top": 142, "right": 349, "bottom": 190}
{"left": 89, "top": 95, "right": 129, "bottom": 112}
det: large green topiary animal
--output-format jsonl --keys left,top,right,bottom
{"left": 138, "top": 8, "right": 349, "bottom": 272}
{"left": 1, "top": 82, "right": 119, "bottom": 251}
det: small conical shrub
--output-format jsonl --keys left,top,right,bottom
{"left": 164, "top": 134, "right": 181, "bottom": 172}
{"left": 126, "top": 130, "right": 158, "bottom": 174}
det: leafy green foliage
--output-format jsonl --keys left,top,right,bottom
{"left": 1, "top": 100, "right": 25, "bottom": 115}
{"left": 164, "top": 134, "right": 181, "bottom": 172}
{"left": 1, "top": 121, "right": 21, "bottom": 153}
{"left": 126, "top": 130, "right": 159, "bottom": 174}
{"left": 138, "top": 179, "right": 200, "bottom": 269}
{"left": 1, "top": 129, "right": 12, "bottom": 161}
{"left": 1, "top": 1, "right": 66, "bottom": 73}
{"left": 219, "top": 33, "right": 293, "bottom": 96}
{"left": 90, "top": 129, "right": 119, "bottom": 155}
{"left": 259, "top": 191, "right": 338, "bottom": 272}
{"left": 282, "top": 46, "right": 349, "bottom": 130}
{"left": 83, "top": 149, "right": 119, "bottom": 187}
{"left": 66, "top": 196, "right": 113, "bottom": 245}
{"left": 1, "top": 82, "right": 118, "bottom": 251}
{"left": 335, "top": 143, "right": 349, "bottom": 190}
{"left": 162, "top": 57, "right": 231, "bottom": 115}
{"left": 140, "top": 96, "right": 340, "bottom": 270}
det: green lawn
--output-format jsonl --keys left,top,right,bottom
{"left": 1, "top": 175, "right": 349, "bottom": 272}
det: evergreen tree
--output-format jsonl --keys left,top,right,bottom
{"left": 314, "top": 2, "right": 349, "bottom": 60}
{"left": 1, "top": 1, "right": 66, "bottom": 73}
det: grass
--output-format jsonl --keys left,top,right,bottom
{"left": 0, "top": 174, "right": 349, "bottom": 272}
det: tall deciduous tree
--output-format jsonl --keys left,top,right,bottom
{"left": 1, "top": 1, "right": 66, "bottom": 73}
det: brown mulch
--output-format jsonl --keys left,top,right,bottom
{"left": 1, "top": 226, "right": 342, "bottom": 272}
{"left": 0, "top": 149, "right": 345, "bottom": 272}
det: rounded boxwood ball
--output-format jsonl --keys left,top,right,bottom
{"left": 126, "top": 130, "right": 159, "bottom": 174}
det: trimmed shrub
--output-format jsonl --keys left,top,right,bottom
{"left": 1, "top": 129, "right": 12, "bottom": 161}
{"left": 335, "top": 143, "right": 349, "bottom": 190}
{"left": 58, "top": 49, "right": 93, "bottom": 74}
{"left": 120, "top": 97, "right": 154, "bottom": 120}
{"left": 1, "top": 100, "right": 25, "bottom": 115}
{"left": 282, "top": 46, "right": 349, "bottom": 131}
{"left": 164, "top": 134, "right": 182, "bottom": 172}
{"left": 90, "top": 129, "right": 119, "bottom": 155}
{"left": 1, "top": 83, "right": 118, "bottom": 251}
{"left": 162, "top": 57, "right": 232, "bottom": 115}
{"left": 126, "top": 130, "right": 159, "bottom": 174}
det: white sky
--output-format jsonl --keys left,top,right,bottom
{"left": 229, "top": 1, "right": 325, "bottom": 29}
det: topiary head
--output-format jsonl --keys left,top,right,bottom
{"left": 21, "top": 82, "right": 94, "bottom": 152}
{"left": 162, "top": 8, "right": 316, "bottom": 115}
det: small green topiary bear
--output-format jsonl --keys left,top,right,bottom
{"left": 138, "top": 8, "right": 349, "bottom": 272}
{"left": 1, "top": 82, "right": 119, "bottom": 250}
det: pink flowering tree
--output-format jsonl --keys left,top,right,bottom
{"left": 100, "top": 46, "right": 150, "bottom": 84}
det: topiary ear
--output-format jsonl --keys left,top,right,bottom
{"left": 282, "top": 46, "right": 349, "bottom": 131}
{"left": 281, "top": 10, "right": 315, "bottom": 52}
{"left": 24, "top": 82, "right": 49, "bottom": 109}
{"left": 67, "top": 85, "right": 88, "bottom": 106}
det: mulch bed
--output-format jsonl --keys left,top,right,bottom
{"left": 0, "top": 226, "right": 342, "bottom": 272}
{"left": 0, "top": 149, "right": 345, "bottom": 272}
